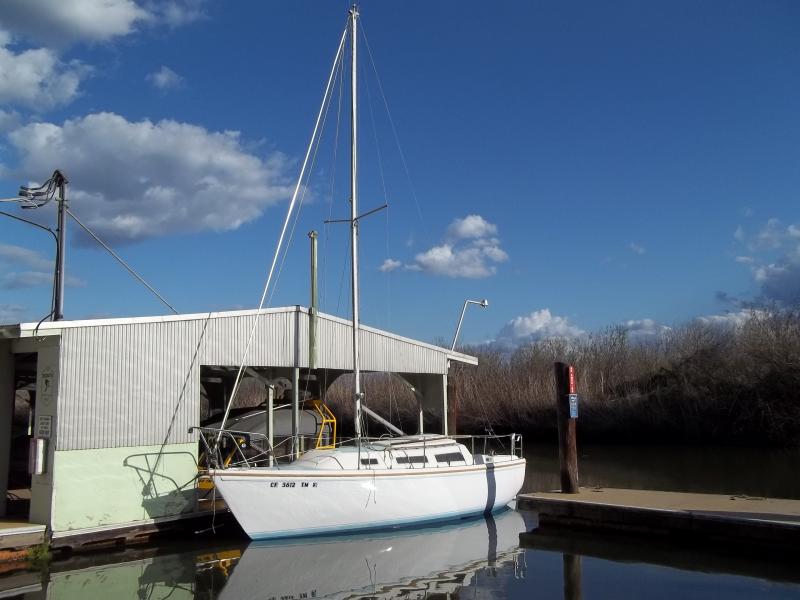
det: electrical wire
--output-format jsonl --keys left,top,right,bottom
{"left": 66, "top": 208, "right": 179, "bottom": 315}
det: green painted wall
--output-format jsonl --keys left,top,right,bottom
{"left": 52, "top": 443, "right": 198, "bottom": 532}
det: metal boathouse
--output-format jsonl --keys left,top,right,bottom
{"left": 0, "top": 306, "right": 477, "bottom": 548}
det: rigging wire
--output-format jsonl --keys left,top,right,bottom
{"left": 363, "top": 54, "right": 388, "bottom": 203}
{"left": 320, "top": 39, "right": 347, "bottom": 401}
{"left": 215, "top": 20, "right": 351, "bottom": 447}
{"left": 360, "top": 35, "right": 400, "bottom": 429}
{"left": 360, "top": 21, "right": 427, "bottom": 235}
{"left": 360, "top": 35, "right": 394, "bottom": 334}
{"left": 321, "top": 45, "right": 346, "bottom": 313}
{"left": 334, "top": 32, "right": 356, "bottom": 316}
{"left": 66, "top": 208, "right": 179, "bottom": 315}
{"left": 269, "top": 43, "right": 343, "bottom": 308}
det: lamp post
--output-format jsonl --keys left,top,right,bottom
{"left": 0, "top": 170, "right": 68, "bottom": 321}
{"left": 451, "top": 298, "right": 489, "bottom": 351}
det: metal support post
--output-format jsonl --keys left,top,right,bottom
{"left": 54, "top": 173, "right": 68, "bottom": 321}
{"left": 267, "top": 385, "right": 275, "bottom": 467}
{"left": 292, "top": 367, "right": 300, "bottom": 459}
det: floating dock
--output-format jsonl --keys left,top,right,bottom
{"left": 518, "top": 488, "right": 800, "bottom": 551}
{"left": 0, "top": 521, "right": 45, "bottom": 564}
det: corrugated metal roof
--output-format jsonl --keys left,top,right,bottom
{"left": 9, "top": 307, "right": 476, "bottom": 451}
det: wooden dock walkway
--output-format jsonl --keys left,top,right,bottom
{"left": 517, "top": 488, "right": 800, "bottom": 551}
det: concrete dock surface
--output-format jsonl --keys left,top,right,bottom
{"left": 0, "top": 521, "right": 46, "bottom": 560}
{"left": 517, "top": 488, "right": 800, "bottom": 551}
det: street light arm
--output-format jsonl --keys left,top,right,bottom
{"left": 451, "top": 298, "right": 489, "bottom": 351}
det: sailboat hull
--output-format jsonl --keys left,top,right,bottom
{"left": 212, "top": 458, "right": 526, "bottom": 539}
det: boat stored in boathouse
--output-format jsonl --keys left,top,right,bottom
{"left": 0, "top": 306, "right": 477, "bottom": 550}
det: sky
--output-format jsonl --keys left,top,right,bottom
{"left": 0, "top": 1, "right": 799, "bottom": 347}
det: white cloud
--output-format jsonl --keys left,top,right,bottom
{"left": 0, "top": 243, "right": 85, "bottom": 289}
{"left": 750, "top": 218, "right": 786, "bottom": 251}
{"left": 0, "top": 0, "right": 204, "bottom": 46}
{"left": 734, "top": 225, "right": 745, "bottom": 242}
{"left": 696, "top": 309, "right": 755, "bottom": 328}
{"left": 754, "top": 261, "right": 800, "bottom": 305}
{"left": 414, "top": 243, "right": 507, "bottom": 278}
{"left": 407, "top": 214, "right": 508, "bottom": 279}
{"left": 0, "top": 108, "right": 20, "bottom": 132}
{"left": 5, "top": 112, "right": 293, "bottom": 242}
{"left": 0, "top": 243, "right": 53, "bottom": 270}
{"left": 146, "top": 65, "right": 183, "bottom": 91}
{"left": 628, "top": 242, "right": 645, "bottom": 255}
{"left": 620, "top": 318, "right": 670, "bottom": 338}
{"left": 0, "top": 43, "right": 91, "bottom": 109}
{"left": 0, "top": 303, "right": 26, "bottom": 323}
{"left": 733, "top": 218, "right": 800, "bottom": 305}
{"left": 1, "top": 271, "right": 85, "bottom": 289}
{"left": 156, "top": 0, "right": 207, "bottom": 28}
{"left": 496, "top": 309, "right": 585, "bottom": 344}
{"left": 1, "top": 270, "right": 51, "bottom": 289}
{"left": 379, "top": 258, "right": 402, "bottom": 273}
{"left": 447, "top": 214, "right": 497, "bottom": 240}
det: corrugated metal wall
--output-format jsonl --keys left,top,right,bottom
{"left": 316, "top": 314, "right": 446, "bottom": 374}
{"left": 57, "top": 309, "right": 449, "bottom": 450}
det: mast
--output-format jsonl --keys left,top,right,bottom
{"left": 349, "top": 5, "right": 363, "bottom": 441}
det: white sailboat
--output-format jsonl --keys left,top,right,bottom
{"left": 208, "top": 6, "right": 526, "bottom": 541}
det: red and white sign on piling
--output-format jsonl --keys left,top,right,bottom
{"left": 568, "top": 366, "right": 579, "bottom": 418}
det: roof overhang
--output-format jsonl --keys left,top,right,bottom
{"left": 1, "top": 306, "right": 479, "bottom": 367}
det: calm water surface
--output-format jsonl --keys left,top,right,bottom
{"left": 522, "top": 443, "right": 800, "bottom": 498}
{"left": 1, "top": 508, "right": 798, "bottom": 599}
{"left": 1, "top": 444, "right": 798, "bottom": 599}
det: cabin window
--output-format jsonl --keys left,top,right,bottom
{"left": 435, "top": 452, "right": 466, "bottom": 464}
{"left": 396, "top": 456, "right": 427, "bottom": 464}
{"left": 360, "top": 458, "right": 379, "bottom": 465}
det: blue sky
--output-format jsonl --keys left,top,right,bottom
{"left": 1, "top": 1, "right": 799, "bottom": 346}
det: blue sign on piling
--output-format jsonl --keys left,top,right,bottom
{"left": 568, "top": 394, "right": 579, "bottom": 418}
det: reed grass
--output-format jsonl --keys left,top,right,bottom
{"left": 326, "top": 308, "right": 800, "bottom": 447}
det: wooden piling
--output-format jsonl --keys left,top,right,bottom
{"left": 563, "top": 553, "right": 582, "bottom": 600}
{"left": 554, "top": 362, "right": 579, "bottom": 493}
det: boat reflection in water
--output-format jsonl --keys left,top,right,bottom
{"left": 0, "top": 510, "right": 524, "bottom": 599}
{"left": 218, "top": 508, "right": 527, "bottom": 600}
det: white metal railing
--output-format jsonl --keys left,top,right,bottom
{"left": 191, "top": 426, "right": 523, "bottom": 471}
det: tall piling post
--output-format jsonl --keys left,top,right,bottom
{"left": 554, "top": 362, "right": 579, "bottom": 493}
{"left": 563, "top": 553, "right": 583, "bottom": 600}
